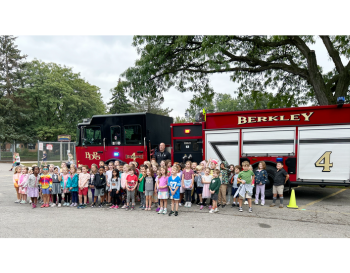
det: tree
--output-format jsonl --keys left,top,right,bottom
{"left": 0, "top": 35, "right": 32, "bottom": 143}
{"left": 129, "top": 92, "right": 172, "bottom": 116}
{"left": 19, "top": 59, "right": 106, "bottom": 141}
{"left": 108, "top": 78, "right": 131, "bottom": 114}
{"left": 123, "top": 36, "right": 350, "bottom": 107}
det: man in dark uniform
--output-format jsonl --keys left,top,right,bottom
{"left": 155, "top": 143, "right": 171, "bottom": 164}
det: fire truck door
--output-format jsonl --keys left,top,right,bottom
{"left": 298, "top": 125, "right": 350, "bottom": 182}
{"left": 205, "top": 130, "right": 240, "bottom": 164}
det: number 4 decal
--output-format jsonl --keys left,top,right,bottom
{"left": 315, "top": 151, "right": 333, "bottom": 172}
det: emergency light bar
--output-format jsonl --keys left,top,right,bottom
{"left": 276, "top": 158, "right": 283, "bottom": 162}
{"left": 114, "top": 152, "right": 119, "bottom": 157}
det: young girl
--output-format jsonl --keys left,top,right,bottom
{"left": 61, "top": 167, "right": 70, "bottom": 206}
{"left": 51, "top": 167, "right": 62, "bottom": 207}
{"left": 154, "top": 169, "right": 161, "bottom": 212}
{"left": 25, "top": 166, "right": 40, "bottom": 208}
{"left": 9, "top": 153, "right": 17, "bottom": 171}
{"left": 231, "top": 165, "right": 241, "bottom": 207}
{"left": 168, "top": 166, "right": 182, "bottom": 216}
{"left": 182, "top": 161, "right": 194, "bottom": 208}
{"left": 67, "top": 166, "right": 79, "bottom": 207}
{"left": 121, "top": 164, "right": 129, "bottom": 209}
{"left": 254, "top": 161, "right": 267, "bottom": 206}
{"left": 165, "top": 160, "right": 172, "bottom": 176}
{"left": 144, "top": 168, "right": 155, "bottom": 211}
{"left": 202, "top": 167, "right": 213, "bottom": 209}
{"left": 19, "top": 167, "right": 29, "bottom": 204}
{"left": 157, "top": 166, "right": 169, "bottom": 214}
{"left": 160, "top": 160, "right": 166, "bottom": 168}
{"left": 13, "top": 166, "right": 21, "bottom": 203}
{"left": 109, "top": 169, "right": 121, "bottom": 209}
{"left": 89, "top": 164, "right": 98, "bottom": 205}
{"left": 39, "top": 166, "right": 53, "bottom": 208}
{"left": 195, "top": 165, "right": 204, "bottom": 209}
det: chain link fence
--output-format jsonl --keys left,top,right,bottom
{"left": 37, "top": 141, "right": 76, "bottom": 166}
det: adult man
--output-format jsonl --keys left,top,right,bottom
{"left": 155, "top": 143, "right": 171, "bottom": 164}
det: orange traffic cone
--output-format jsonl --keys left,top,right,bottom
{"left": 287, "top": 189, "right": 298, "bottom": 209}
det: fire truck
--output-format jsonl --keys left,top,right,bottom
{"left": 75, "top": 113, "right": 173, "bottom": 167}
{"left": 171, "top": 103, "right": 350, "bottom": 197}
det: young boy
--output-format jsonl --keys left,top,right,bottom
{"left": 191, "top": 162, "right": 198, "bottom": 204}
{"left": 138, "top": 165, "right": 146, "bottom": 209}
{"left": 218, "top": 161, "right": 229, "bottom": 208}
{"left": 93, "top": 167, "right": 106, "bottom": 207}
{"left": 126, "top": 167, "right": 138, "bottom": 211}
{"left": 270, "top": 162, "right": 289, "bottom": 208}
{"left": 39, "top": 165, "right": 52, "bottom": 208}
{"left": 168, "top": 166, "right": 182, "bottom": 216}
{"left": 231, "top": 165, "right": 241, "bottom": 207}
{"left": 209, "top": 169, "right": 221, "bottom": 213}
{"left": 237, "top": 161, "right": 255, "bottom": 213}
{"left": 78, "top": 165, "right": 90, "bottom": 209}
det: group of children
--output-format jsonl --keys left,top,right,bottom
{"left": 12, "top": 157, "right": 289, "bottom": 215}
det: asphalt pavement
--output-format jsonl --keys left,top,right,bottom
{"left": 0, "top": 163, "right": 349, "bottom": 238}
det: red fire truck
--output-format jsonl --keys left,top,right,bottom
{"left": 75, "top": 113, "right": 173, "bottom": 167}
{"left": 171, "top": 104, "right": 350, "bottom": 197}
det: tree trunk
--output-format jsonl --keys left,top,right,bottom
{"left": 334, "top": 70, "right": 350, "bottom": 103}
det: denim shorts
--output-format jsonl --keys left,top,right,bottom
{"left": 231, "top": 187, "right": 238, "bottom": 196}
{"left": 196, "top": 187, "right": 203, "bottom": 194}
{"left": 42, "top": 188, "right": 50, "bottom": 195}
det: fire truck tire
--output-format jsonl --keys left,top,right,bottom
{"left": 263, "top": 164, "right": 277, "bottom": 199}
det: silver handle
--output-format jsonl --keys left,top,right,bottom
{"left": 103, "top": 138, "right": 106, "bottom": 151}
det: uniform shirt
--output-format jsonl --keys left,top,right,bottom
{"left": 126, "top": 174, "right": 138, "bottom": 190}
{"left": 274, "top": 168, "right": 288, "bottom": 186}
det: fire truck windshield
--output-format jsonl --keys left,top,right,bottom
{"left": 82, "top": 126, "right": 102, "bottom": 146}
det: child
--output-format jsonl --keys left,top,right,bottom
{"left": 165, "top": 160, "right": 172, "bottom": 176}
{"left": 160, "top": 160, "right": 166, "bottom": 168}
{"left": 231, "top": 165, "right": 241, "bottom": 207}
{"left": 138, "top": 165, "right": 146, "bottom": 209}
{"left": 89, "top": 164, "right": 98, "bottom": 205}
{"left": 39, "top": 166, "right": 53, "bottom": 208}
{"left": 254, "top": 161, "right": 268, "bottom": 206}
{"left": 92, "top": 167, "right": 106, "bottom": 208}
{"left": 157, "top": 166, "right": 169, "bottom": 214}
{"left": 105, "top": 162, "right": 114, "bottom": 206}
{"left": 144, "top": 168, "right": 155, "bottom": 211}
{"left": 9, "top": 152, "right": 17, "bottom": 171}
{"left": 120, "top": 164, "right": 129, "bottom": 209}
{"left": 78, "top": 165, "right": 90, "bottom": 209}
{"left": 13, "top": 166, "right": 21, "bottom": 203}
{"left": 126, "top": 167, "right": 138, "bottom": 211}
{"left": 270, "top": 162, "right": 289, "bottom": 208}
{"left": 209, "top": 169, "right": 221, "bottom": 213}
{"left": 51, "top": 167, "right": 62, "bottom": 207}
{"left": 202, "top": 167, "right": 212, "bottom": 209}
{"left": 25, "top": 166, "right": 40, "bottom": 208}
{"left": 61, "top": 167, "right": 70, "bottom": 206}
{"left": 191, "top": 161, "right": 198, "bottom": 204}
{"left": 218, "top": 161, "right": 229, "bottom": 208}
{"left": 195, "top": 165, "right": 204, "bottom": 209}
{"left": 154, "top": 169, "right": 161, "bottom": 212}
{"left": 67, "top": 166, "right": 79, "bottom": 207}
{"left": 19, "top": 167, "right": 29, "bottom": 204}
{"left": 168, "top": 166, "right": 182, "bottom": 216}
{"left": 109, "top": 169, "right": 121, "bottom": 209}
{"left": 237, "top": 161, "right": 255, "bottom": 213}
{"left": 28, "top": 168, "right": 33, "bottom": 204}
{"left": 99, "top": 160, "right": 105, "bottom": 168}
{"left": 42, "top": 151, "right": 47, "bottom": 165}
{"left": 182, "top": 161, "right": 194, "bottom": 208}
{"left": 208, "top": 159, "right": 218, "bottom": 176}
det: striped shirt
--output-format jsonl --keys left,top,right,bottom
{"left": 39, "top": 174, "right": 52, "bottom": 189}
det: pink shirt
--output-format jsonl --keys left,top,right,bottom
{"left": 158, "top": 176, "right": 168, "bottom": 192}
{"left": 79, "top": 173, "right": 90, "bottom": 188}
{"left": 121, "top": 173, "right": 128, "bottom": 189}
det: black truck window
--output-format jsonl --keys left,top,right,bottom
{"left": 82, "top": 126, "right": 102, "bottom": 146}
{"left": 124, "top": 125, "right": 142, "bottom": 145}
{"left": 111, "top": 126, "right": 121, "bottom": 145}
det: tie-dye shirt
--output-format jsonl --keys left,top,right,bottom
{"left": 39, "top": 174, "right": 52, "bottom": 189}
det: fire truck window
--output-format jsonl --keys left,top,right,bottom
{"left": 111, "top": 126, "right": 121, "bottom": 145}
{"left": 82, "top": 126, "right": 102, "bottom": 146}
{"left": 124, "top": 125, "right": 142, "bottom": 145}
{"left": 175, "top": 142, "right": 181, "bottom": 151}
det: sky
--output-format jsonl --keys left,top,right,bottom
{"left": 16, "top": 35, "right": 343, "bottom": 118}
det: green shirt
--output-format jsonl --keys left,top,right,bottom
{"left": 209, "top": 177, "right": 221, "bottom": 194}
{"left": 138, "top": 173, "right": 145, "bottom": 192}
{"left": 237, "top": 170, "right": 255, "bottom": 184}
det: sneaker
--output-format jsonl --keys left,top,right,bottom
{"left": 91, "top": 203, "right": 95, "bottom": 208}
{"left": 217, "top": 204, "right": 221, "bottom": 208}
{"left": 98, "top": 204, "right": 103, "bottom": 208}
{"left": 142, "top": 206, "right": 145, "bottom": 210}
{"left": 208, "top": 205, "right": 212, "bottom": 210}
{"left": 115, "top": 205, "right": 119, "bottom": 209}
{"left": 131, "top": 206, "right": 134, "bottom": 211}
{"left": 29, "top": 200, "right": 32, "bottom": 204}
{"left": 175, "top": 211, "right": 178, "bottom": 216}
{"left": 244, "top": 201, "right": 248, "bottom": 205}
{"left": 125, "top": 206, "right": 129, "bottom": 211}
{"left": 270, "top": 203, "right": 276, "bottom": 207}
{"left": 70, "top": 203, "right": 74, "bottom": 207}
{"left": 41, "top": 204, "right": 46, "bottom": 208}
{"left": 279, "top": 204, "right": 284, "bottom": 208}
{"left": 51, "top": 203, "right": 56, "bottom": 207}
{"left": 179, "top": 203, "right": 182, "bottom": 207}
{"left": 239, "top": 207, "right": 243, "bottom": 212}
{"left": 168, "top": 210, "right": 174, "bottom": 216}
{"left": 109, "top": 205, "right": 115, "bottom": 209}
{"left": 139, "top": 205, "right": 143, "bottom": 208}
{"left": 255, "top": 202, "right": 259, "bottom": 205}
{"left": 73, "top": 203, "right": 77, "bottom": 207}
{"left": 158, "top": 207, "right": 163, "bottom": 214}
{"left": 121, "top": 204, "right": 127, "bottom": 209}
{"left": 163, "top": 208, "right": 167, "bottom": 215}
{"left": 209, "top": 209, "right": 214, "bottom": 213}
{"left": 231, "top": 203, "right": 236, "bottom": 207}
{"left": 58, "top": 203, "right": 61, "bottom": 207}
{"left": 23, "top": 201, "right": 27, "bottom": 204}
{"left": 189, "top": 203, "right": 192, "bottom": 208}
{"left": 83, "top": 204, "right": 87, "bottom": 208}
{"left": 261, "top": 203, "right": 265, "bottom": 206}
{"left": 214, "top": 208, "right": 219, "bottom": 213}
{"left": 15, "top": 199, "right": 20, "bottom": 203}
{"left": 222, "top": 204, "right": 226, "bottom": 208}
{"left": 45, "top": 204, "right": 49, "bottom": 208}
{"left": 156, "top": 207, "right": 160, "bottom": 212}
{"left": 33, "top": 204, "right": 37, "bottom": 209}
{"left": 200, "top": 205, "right": 203, "bottom": 210}
{"left": 77, "top": 205, "right": 81, "bottom": 209}
{"left": 249, "top": 207, "right": 252, "bottom": 213}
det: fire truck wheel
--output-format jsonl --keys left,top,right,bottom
{"left": 263, "top": 164, "right": 277, "bottom": 199}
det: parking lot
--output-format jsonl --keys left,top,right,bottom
{"left": 0, "top": 163, "right": 349, "bottom": 238}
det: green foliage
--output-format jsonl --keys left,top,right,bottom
{"left": 108, "top": 78, "right": 131, "bottom": 114}
{"left": 174, "top": 116, "right": 190, "bottom": 123}
{"left": 123, "top": 35, "right": 350, "bottom": 107}
{"left": 129, "top": 92, "right": 173, "bottom": 116}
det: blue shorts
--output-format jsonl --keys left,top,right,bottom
{"left": 42, "top": 188, "right": 50, "bottom": 195}
{"left": 231, "top": 187, "right": 238, "bottom": 197}
{"left": 196, "top": 187, "right": 203, "bottom": 194}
